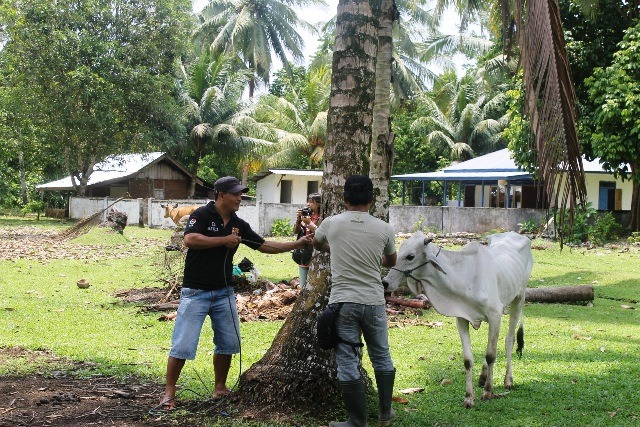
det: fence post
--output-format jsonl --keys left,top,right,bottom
{"left": 148, "top": 198, "right": 154, "bottom": 228}
{"left": 257, "top": 200, "right": 264, "bottom": 235}
{"left": 138, "top": 198, "right": 144, "bottom": 227}
{"left": 103, "top": 197, "right": 109, "bottom": 222}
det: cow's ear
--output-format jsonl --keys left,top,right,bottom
{"left": 424, "top": 237, "right": 433, "bottom": 246}
{"left": 430, "top": 258, "right": 446, "bottom": 274}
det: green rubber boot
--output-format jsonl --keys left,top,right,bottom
{"left": 375, "top": 370, "right": 396, "bottom": 427}
{"left": 329, "top": 379, "right": 368, "bottom": 427}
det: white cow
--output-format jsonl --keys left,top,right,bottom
{"left": 382, "top": 231, "right": 533, "bottom": 408}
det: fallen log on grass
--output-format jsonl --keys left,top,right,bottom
{"left": 385, "top": 296, "right": 431, "bottom": 309}
{"left": 386, "top": 285, "right": 595, "bottom": 307}
{"left": 525, "top": 285, "right": 594, "bottom": 303}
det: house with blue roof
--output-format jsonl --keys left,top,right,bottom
{"left": 392, "top": 148, "right": 633, "bottom": 211}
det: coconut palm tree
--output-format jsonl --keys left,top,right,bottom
{"left": 178, "top": 50, "right": 283, "bottom": 196}
{"left": 411, "top": 70, "right": 509, "bottom": 161}
{"left": 252, "top": 63, "right": 330, "bottom": 168}
{"left": 193, "top": 0, "right": 322, "bottom": 97}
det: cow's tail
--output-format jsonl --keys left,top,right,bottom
{"left": 516, "top": 322, "right": 524, "bottom": 359}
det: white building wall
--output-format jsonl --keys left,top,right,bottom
{"left": 256, "top": 174, "right": 278, "bottom": 203}
{"left": 584, "top": 173, "right": 633, "bottom": 210}
{"left": 255, "top": 174, "right": 321, "bottom": 204}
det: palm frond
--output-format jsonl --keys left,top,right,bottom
{"left": 450, "top": 142, "right": 475, "bottom": 159}
{"left": 514, "top": 0, "right": 587, "bottom": 243}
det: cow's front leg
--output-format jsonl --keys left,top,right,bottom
{"left": 456, "top": 318, "right": 474, "bottom": 408}
{"left": 481, "top": 314, "right": 501, "bottom": 401}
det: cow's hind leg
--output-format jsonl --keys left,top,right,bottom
{"left": 480, "top": 313, "right": 501, "bottom": 401}
{"left": 456, "top": 318, "right": 475, "bottom": 408}
{"left": 504, "top": 296, "right": 525, "bottom": 390}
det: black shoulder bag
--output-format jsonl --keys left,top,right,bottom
{"left": 316, "top": 303, "right": 364, "bottom": 350}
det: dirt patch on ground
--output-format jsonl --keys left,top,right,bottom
{"left": 0, "top": 347, "right": 178, "bottom": 427}
{"left": 0, "top": 347, "right": 288, "bottom": 427}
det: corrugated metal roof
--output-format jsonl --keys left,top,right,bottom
{"left": 36, "top": 152, "right": 165, "bottom": 190}
{"left": 250, "top": 169, "right": 323, "bottom": 181}
{"left": 393, "top": 148, "right": 616, "bottom": 181}
{"left": 393, "top": 171, "right": 533, "bottom": 182}
{"left": 444, "top": 149, "right": 518, "bottom": 172}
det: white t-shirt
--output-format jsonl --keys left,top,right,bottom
{"left": 314, "top": 210, "right": 396, "bottom": 305}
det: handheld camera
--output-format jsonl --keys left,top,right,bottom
{"left": 301, "top": 207, "right": 313, "bottom": 217}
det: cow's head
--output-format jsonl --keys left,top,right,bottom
{"left": 382, "top": 232, "right": 445, "bottom": 295}
{"left": 160, "top": 203, "right": 178, "bottom": 218}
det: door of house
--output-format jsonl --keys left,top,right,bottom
{"left": 598, "top": 181, "right": 616, "bottom": 210}
{"left": 280, "top": 180, "right": 292, "bottom": 203}
{"left": 464, "top": 185, "right": 475, "bottom": 207}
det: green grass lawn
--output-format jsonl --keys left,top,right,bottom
{"left": 0, "top": 217, "right": 639, "bottom": 426}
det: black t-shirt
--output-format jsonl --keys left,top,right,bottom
{"left": 182, "top": 201, "right": 264, "bottom": 290}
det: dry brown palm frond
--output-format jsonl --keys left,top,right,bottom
{"left": 54, "top": 194, "right": 130, "bottom": 241}
{"left": 505, "top": 0, "right": 587, "bottom": 247}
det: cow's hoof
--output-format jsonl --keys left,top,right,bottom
{"left": 463, "top": 398, "right": 475, "bottom": 408}
{"left": 504, "top": 379, "right": 514, "bottom": 390}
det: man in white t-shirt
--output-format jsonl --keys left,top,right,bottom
{"left": 313, "top": 175, "right": 397, "bottom": 427}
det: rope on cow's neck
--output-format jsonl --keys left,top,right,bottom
{"left": 390, "top": 260, "right": 430, "bottom": 282}
{"left": 390, "top": 245, "right": 442, "bottom": 282}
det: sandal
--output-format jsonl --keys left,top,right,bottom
{"left": 212, "top": 390, "right": 233, "bottom": 401}
{"left": 159, "top": 396, "right": 176, "bottom": 411}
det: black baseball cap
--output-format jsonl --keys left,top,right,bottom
{"left": 344, "top": 175, "right": 373, "bottom": 192}
{"left": 214, "top": 176, "right": 248, "bottom": 193}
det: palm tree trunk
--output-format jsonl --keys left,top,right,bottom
{"left": 236, "top": 0, "right": 378, "bottom": 415}
{"left": 241, "top": 163, "right": 249, "bottom": 186}
{"left": 188, "top": 142, "right": 202, "bottom": 198}
{"left": 370, "top": 0, "right": 395, "bottom": 221}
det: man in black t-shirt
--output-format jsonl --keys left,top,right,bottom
{"left": 160, "top": 176, "right": 311, "bottom": 410}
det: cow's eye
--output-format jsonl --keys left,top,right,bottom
{"left": 406, "top": 254, "right": 415, "bottom": 261}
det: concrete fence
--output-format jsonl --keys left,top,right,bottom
{"left": 68, "top": 196, "right": 549, "bottom": 235}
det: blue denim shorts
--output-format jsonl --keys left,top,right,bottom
{"left": 169, "top": 286, "right": 241, "bottom": 360}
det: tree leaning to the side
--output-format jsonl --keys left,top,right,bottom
{"left": 235, "top": 0, "right": 379, "bottom": 417}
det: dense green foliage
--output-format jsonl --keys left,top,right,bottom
{"left": 0, "top": 0, "right": 193, "bottom": 199}
{"left": 270, "top": 217, "right": 294, "bottom": 237}
{"left": 585, "top": 22, "right": 640, "bottom": 183}
{"left": 558, "top": 203, "right": 624, "bottom": 245}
